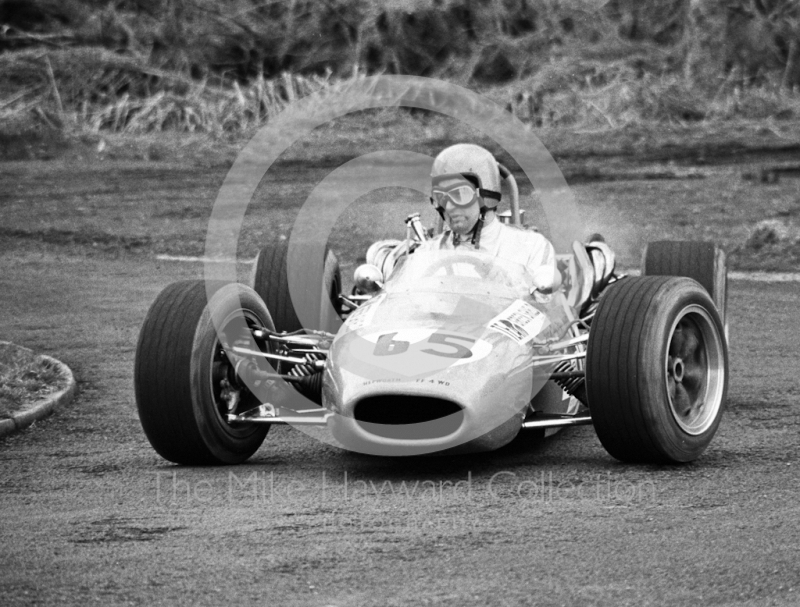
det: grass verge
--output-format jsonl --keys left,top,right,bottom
{"left": 0, "top": 342, "right": 68, "bottom": 418}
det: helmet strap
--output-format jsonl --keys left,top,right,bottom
{"left": 452, "top": 209, "right": 488, "bottom": 248}
{"left": 471, "top": 207, "right": 491, "bottom": 248}
{"left": 471, "top": 215, "right": 484, "bottom": 248}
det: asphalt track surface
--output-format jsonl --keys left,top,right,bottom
{"left": 1, "top": 247, "right": 799, "bottom": 607}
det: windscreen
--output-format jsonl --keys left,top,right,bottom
{"left": 385, "top": 248, "right": 538, "bottom": 300}
{"left": 378, "top": 248, "right": 572, "bottom": 344}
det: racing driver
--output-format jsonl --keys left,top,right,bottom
{"left": 420, "top": 143, "right": 561, "bottom": 290}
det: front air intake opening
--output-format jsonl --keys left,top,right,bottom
{"left": 354, "top": 395, "right": 464, "bottom": 440}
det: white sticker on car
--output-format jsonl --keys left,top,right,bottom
{"left": 344, "top": 294, "right": 384, "bottom": 332}
{"left": 487, "top": 299, "right": 550, "bottom": 345}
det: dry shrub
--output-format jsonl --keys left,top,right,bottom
{"left": 745, "top": 219, "right": 795, "bottom": 250}
{"left": 0, "top": 47, "right": 334, "bottom": 133}
{"left": 1, "top": 0, "right": 800, "bottom": 135}
{"left": 0, "top": 0, "right": 796, "bottom": 84}
{"left": 500, "top": 56, "right": 799, "bottom": 128}
{"left": 0, "top": 0, "right": 679, "bottom": 83}
{"left": 731, "top": 218, "right": 800, "bottom": 271}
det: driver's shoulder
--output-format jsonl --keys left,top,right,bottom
{"left": 498, "top": 222, "right": 547, "bottom": 245}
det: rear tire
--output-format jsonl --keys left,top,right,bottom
{"left": 586, "top": 276, "right": 728, "bottom": 463}
{"left": 642, "top": 240, "right": 727, "bottom": 330}
{"left": 250, "top": 242, "right": 342, "bottom": 333}
{"left": 134, "top": 281, "right": 272, "bottom": 465}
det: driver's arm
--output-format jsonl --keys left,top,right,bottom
{"left": 526, "top": 233, "right": 562, "bottom": 291}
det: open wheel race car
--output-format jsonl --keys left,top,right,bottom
{"left": 135, "top": 192, "right": 729, "bottom": 465}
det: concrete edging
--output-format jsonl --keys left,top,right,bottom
{"left": 0, "top": 344, "right": 76, "bottom": 438}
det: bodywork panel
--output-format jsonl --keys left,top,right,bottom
{"left": 322, "top": 250, "right": 575, "bottom": 455}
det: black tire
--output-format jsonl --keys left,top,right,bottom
{"left": 642, "top": 240, "right": 727, "bottom": 329}
{"left": 134, "top": 281, "right": 273, "bottom": 465}
{"left": 250, "top": 241, "right": 342, "bottom": 333}
{"left": 586, "top": 276, "right": 728, "bottom": 464}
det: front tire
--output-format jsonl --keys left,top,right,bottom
{"left": 134, "top": 281, "right": 273, "bottom": 465}
{"left": 586, "top": 276, "right": 728, "bottom": 463}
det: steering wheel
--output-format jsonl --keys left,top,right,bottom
{"left": 421, "top": 253, "right": 511, "bottom": 284}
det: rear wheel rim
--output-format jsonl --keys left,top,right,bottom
{"left": 664, "top": 304, "right": 725, "bottom": 435}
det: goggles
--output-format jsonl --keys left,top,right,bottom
{"left": 430, "top": 172, "right": 501, "bottom": 209}
{"left": 431, "top": 183, "right": 479, "bottom": 208}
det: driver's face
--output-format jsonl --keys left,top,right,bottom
{"left": 435, "top": 177, "right": 481, "bottom": 235}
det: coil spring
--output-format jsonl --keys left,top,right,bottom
{"left": 552, "top": 359, "right": 585, "bottom": 397}
{"left": 288, "top": 352, "right": 323, "bottom": 378}
{"left": 288, "top": 352, "right": 324, "bottom": 404}
{"left": 551, "top": 321, "right": 587, "bottom": 405}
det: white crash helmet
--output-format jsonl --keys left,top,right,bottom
{"left": 431, "top": 143, "right": 502, "bottom": 199}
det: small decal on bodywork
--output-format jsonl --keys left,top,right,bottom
{"left": 487, "top": 299, "right": 550, "bottom": 345}
{"left": 344, "top": 295, "right": 384, "bottom": 331}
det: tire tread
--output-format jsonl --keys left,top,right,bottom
{"left": 134, "top": 281, "right": 269, "bottom": 465}
{"left": 587, "top": 275, "right": 726, "bottom": 463}
{"left": 251, "top": 242, "right": 341, "bottom": 333}
{"left": 135, "top": 281, "right": 216, "bottom": 463}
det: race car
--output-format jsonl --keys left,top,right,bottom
{"left": 134, "top": 196, "right": 728, "bottom": 465}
